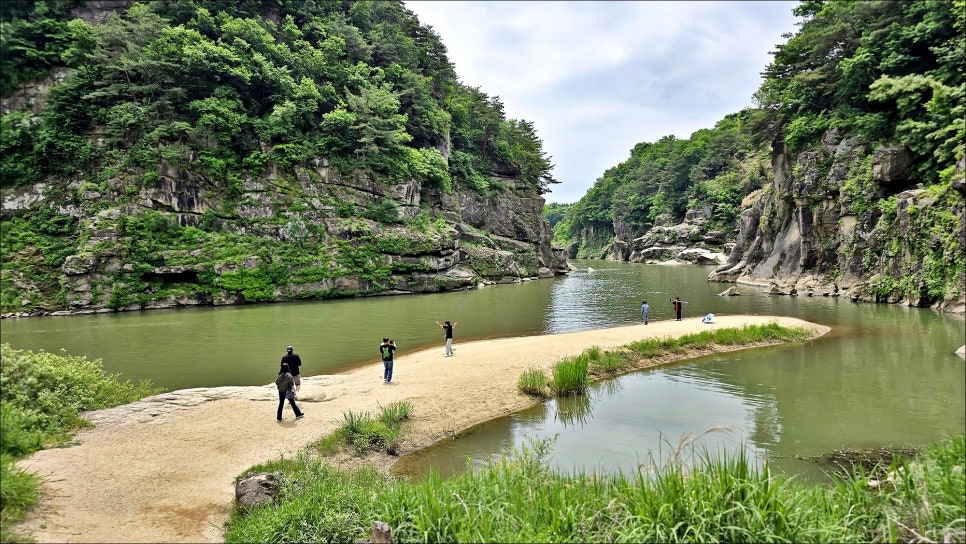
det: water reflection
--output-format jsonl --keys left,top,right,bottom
{"left": 395, "top": 260, "right": 965, "bottom": 482}
{"left": 4, "top": 259, "right": 963, "bottom": 482}
{"left": 553, "top": 393, "right": 594, "bottom": 428}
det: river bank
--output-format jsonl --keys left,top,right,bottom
{"left": 16, "top": 315, "right": 828, "bottom": 543}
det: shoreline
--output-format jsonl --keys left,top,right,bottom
{"left": 16, "top": 315, "right": 829, "bottom": 543}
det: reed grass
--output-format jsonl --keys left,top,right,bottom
{"left": 517, "top": 367, "right": 550, "bottom": 397}
{"left": 334, "top": 402, "right": 412, "bottom": 456}
{"left": 520, "top": 324, "right": 815, "bottom": 398}
{"left": 550, "top": 355, "right": 589, "bottom": 396}
{"left": 226, "top": 435, "right": 966, "bottom": 543}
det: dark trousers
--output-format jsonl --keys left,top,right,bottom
{"left": 675, "top": 309, "right": 682, "bottom": 320}
{"left": 277, "top": 390, "right": 302, "bottom": 420}
{"left": 383, "top": 359, "right": 394, "bottom": 382}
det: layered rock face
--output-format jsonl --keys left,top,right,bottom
{"left": 709, "top": 132, "right": 965, "bottom": 313}
{"left": 579, "top": 206, "right": 730, "bottom": 267}
{"left": 1, "top": 158, "right": 569, "bottom": 316}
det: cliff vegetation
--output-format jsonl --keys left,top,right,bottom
{"left": 552, "top": 0, "right": 964, "bottom": 312}
{"left": 0, "top": 0, "right": 568, "bottom": 316}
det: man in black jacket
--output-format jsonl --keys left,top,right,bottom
{"left": 280, "top": 345, "right": 303, "bottom": 397}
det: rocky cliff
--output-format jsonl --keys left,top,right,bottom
{"left": 575, "top": 207, "right": 731, "bottom": 268}
{"left": 0, "top": 1, "right": 570, "bottom": 317}
{"left": 709, "top": 131, "right": 965, "bottom": 313}
{"left": 1, "top": 151, "right": 569, "bottom": 316}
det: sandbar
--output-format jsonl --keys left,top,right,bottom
{"left": 16, "top": 315, "right": 828, "bottom": 543}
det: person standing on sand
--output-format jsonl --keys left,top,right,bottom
{"left": 671, "top": 297, "right": 684, "bottom": 321}
{"left": 435, "top": 320, "right": 458, "bottom": 357}
{"left": 379, "top": 337, "right": 396, "bottom": 383}
{"left": 280, "top": 345, "right": 302, "bottom": 398}
{"left": 275, "top": 362, "right": 304, "bottom": 421}
{"left": 640, "top": 300, "right": 651, "bottom": 324}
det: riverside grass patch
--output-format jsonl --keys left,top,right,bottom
{"left": 0, "top": 344, "right": 163, "bottom": 543}
{"left": 225, "top": 435, "right": 966, "bottom": 543}
{"left": 327, "top": 402, "right": 412, "bottom": 456}
{"left": 518, "top": 323, "right": 814, "bottom": 398}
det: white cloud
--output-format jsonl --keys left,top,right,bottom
{"left": 404, "top": 1, "right": 799, "bottom": 203}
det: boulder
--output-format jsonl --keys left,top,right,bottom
{"left": 235, "top": 472, "right": 279, "bottom": 510}
{"left": 718, "top": 287, "right": 740, "bottom": 296}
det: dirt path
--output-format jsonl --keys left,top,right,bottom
{"left": 16, "top": 315, "right": 828, "bottom": 543}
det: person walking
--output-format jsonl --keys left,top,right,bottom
{"left": 435, "top": 320, "right": 458, "bottom": 357}
{"left": 640, "top": 300, "right": 651, "bottom": 324}
{"left": 671, "top": 297, "right": 684, "bottom": 321}
{"left": 379, "top": 337, "right": 396, "bottom": 383}
{"left": 275, "top": 362, "right": 304, "bottom": 421}
{"left": 280, "top": 345, "right": 302, "bottom": 398}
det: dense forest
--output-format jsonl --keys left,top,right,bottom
{"left": 0, "top": 0, "right": 556, "bottom": 192}
{"left": 552, "top": 0, "right": 964, "bottom": 311}
{"left": 0, "top": 0, "right": 564, "bottom": 314}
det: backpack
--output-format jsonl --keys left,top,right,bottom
{"left": 275, "top": 373, "right": 288, "bottom": 392}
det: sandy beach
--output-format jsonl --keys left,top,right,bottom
{"left": 16, "top": 314, "right": 828, "bottom": 543}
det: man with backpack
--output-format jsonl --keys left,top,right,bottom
{"left": 379, "top": 337, "right": 396, "bottom": 383}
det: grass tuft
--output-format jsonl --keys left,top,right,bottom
{"left": 517, "top": 367, "right": 549, "bottom": 397}
{"left": 550, "top": 356, "right": 589, "bottom": 396}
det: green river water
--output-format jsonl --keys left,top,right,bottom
{"left": 2, "top": 260, "right": 963, "bottom": 481}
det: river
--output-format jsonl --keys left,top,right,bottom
{"left": 2, "top": 260, "right": 963, "bottom": 481}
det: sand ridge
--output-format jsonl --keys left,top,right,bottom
{"left": 16, "top": 315, "right": 828, "bottom": 543}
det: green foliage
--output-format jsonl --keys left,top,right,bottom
{"left": 1, "top": 1, "right": 551, "bottom": 198}
{"left": 840, "top": 155, "right": 874, "bottom": 216}
{"left": 517, "top": 367, "right": 550, "bottom": 397}
{"left": 564, "top": 111, "right": 760, "bottom": 245}
{"left": 756, "top": 0, "right": 962, "bottom": 183}
{"left": 404, "top": 146, "right": 451, "bottom": 192}
{"left": 332, "top": 402, "right": 411, "bottom": 456}
{"left": 0, "top": 451, "right": 41, "bottom": 543}
{"left": 0, "top": 343, "right": 163, "bottom": 543}
{"left": 225, "top": 432, "right": 966, "bottom": 544}
{"left": 549, "top": 355, "right": 589, "bottom": 396}
{"left": 0, "top": 344, "right": 164, "bottom": 436}
{"left": 0, "top": 209, "right": 79, "bottom": 312}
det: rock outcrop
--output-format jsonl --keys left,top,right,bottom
{"left": 709, "top": 132, "right": 965, "bottom": 313}
{"left": 2, "top": 160, "right": 570, "bottom": 316}
{"left": 581, "top": 207, "right": 731, "bottom": 266}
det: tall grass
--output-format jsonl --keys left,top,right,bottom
{"left": 0, "top": 343, "right": 164, "bottom": 542}
{"left": 550, "top": 355, "right": 588, "bottom": 396}
{"left": 520, "top": 324, "right": 815, "bottom": 398}
{"left": 517, "top": 367, "right": 549, "bottom": 397}
{"left": 225, "top": 435, "right": 966, "bottom": 543}
{"left": 333, "top": 401, "right": 412, "bottom": 456}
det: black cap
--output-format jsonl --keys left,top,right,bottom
{"left": 383, "top": 337, "right": 389, "bottom": 342}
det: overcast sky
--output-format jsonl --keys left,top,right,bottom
{"left": 403, "top": 1, "right": 801, "bottom": 204}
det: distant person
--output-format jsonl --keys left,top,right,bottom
{"left": 435, "top": 320, "right": 458, "bottom": 357}
{"left": 671, "top": 297, "right": 684, "bottom": 321}
{"left": 275, "top": 362, "right": 304, "bottom": 421}
{"left": 280, "top": 345, "right": 302, "bottom": 398}
{"left": 379, "top": 337, "right": 397, "bottom": 383}
{"left": 640, "top": 300, "right": 651, "bottom": 325}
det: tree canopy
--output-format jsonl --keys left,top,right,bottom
{"left": 0, "top": 0, "right": 558, "bottom": 194}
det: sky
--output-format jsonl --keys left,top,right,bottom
{"left": 403, "top": 1, "right": 801, "bottom": 204}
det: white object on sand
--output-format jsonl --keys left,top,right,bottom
{"left": 701, "top": 313, "right": 715, "bottom": 324}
